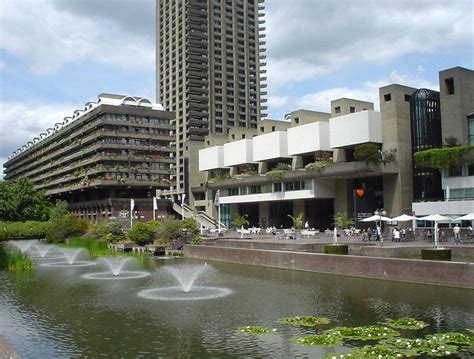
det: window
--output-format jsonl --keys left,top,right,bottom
{"left": 335, "top": 106, "right": 341, "bottom": 113}
{"left": 384, "top": 94, "right": 391, "bottom": 102}
{"left": 271, "top": 126, "right": 275, "bottom": 132}
{"left": 445, "top": 78, "right": 454, "bottom": 95}
{"left": 241, "top": 134, "right": 245, "bottom": 139}
{"left": 468, "top": 116, "right": 474, "bottom": 145}
{"left": 350, "top": 106, "right": 355, "bottom": 113}
{"left": 260, "top": 126, "right": 264, "bottom": 132}
{"left": 294, "top": 117, "right": 299, "bottom": 124}
{"left": 404, "top": 94, "right": 411, "bottom": 102}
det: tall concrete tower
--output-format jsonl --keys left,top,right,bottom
{"left": 156, "top": 0, "right": 266, "bottom": 207}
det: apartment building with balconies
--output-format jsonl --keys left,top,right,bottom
{"left": 156, "top": 0, "right": 266, "bottom": 208}
{"left": 3, "top": 94, "right": 175, "bottom": 223}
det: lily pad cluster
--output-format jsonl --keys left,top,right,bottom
{"left": 293, "top": 334, "right": 342, "bottom": 347}
{"left": 386, "top": 317, "right": 429, "bottom": 330}
{"left": 323, "top": 325, "right": 400, "bottom": 341}
{"left": 236, "top": 316, "right": 473, "bottom": 357}
{"left": 277, "top": 316, "right": 330, "bottom": 327}
{"left": 235, "top": 326, "right": 275, "bottom": 335}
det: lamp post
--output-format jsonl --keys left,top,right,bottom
{"left": 374, "top": 208, "right": 386, "bottom": 245}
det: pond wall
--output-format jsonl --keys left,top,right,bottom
{"left": 184, "top": 245, "right": 474, "bottom": 289}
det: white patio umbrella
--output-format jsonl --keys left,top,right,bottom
{"left": 418, "top": 214, "right": 450, "bottom": 222}
{"left": 455, "top": 213, "right": 474, "bottom": 221}
{"left": 360, "top": 215, "right": 392, "bottom": 222}
{"left": 390, "top": 214, "right": 418, "bottom": 222}
{"left": 419, "top": 214, "right": 450, "bottom": 248}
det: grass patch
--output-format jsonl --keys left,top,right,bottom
{"left": 0, "top": 244, "right": 33, "bottom": 272}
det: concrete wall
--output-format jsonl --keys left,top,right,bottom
{"left": 199, "top": 146, "right": 224, "bottom": 171}
{"left": 253, "top": 131, "right": 289, "bottom": 161}
{"left": 379, "top": 84, "right": 416, "bottom": 216}
{"left": 330, "top": 98, "right": 374, "bottom": 118}
{"left": 329, "top": 111, "right": 382, "bottom": 148}
{"left": 223, "top": 139, "right": 253, "bottom": 166}
{"left": 287, "top": 121, "right": 330, "bottom": 155}
{"left": 439, "top": 67, "right": 474, "bottom": 146}
{"left": 184, "top": 245, "right": 474, "bottom": 288}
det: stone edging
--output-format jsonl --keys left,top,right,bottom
{"left": 184, "top": 245, "right": 474, "bottom": 289}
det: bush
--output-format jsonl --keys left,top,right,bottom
{"left": 47, "top": 213, "right": 89, "bottom": 242}
{"left": 156, "top": 216, "right": 183, "bottom": 242}
{"left": 92, "top": 222, "right": 126, "bottom": 242}
{"left": 354, "top": 143, "right": 381, "bottom": 162}
{"left": 128, "top": 222, "right": 154, "bottom": 246}
{"left": 0, "top": 221, "right": 50, "bottom": 241}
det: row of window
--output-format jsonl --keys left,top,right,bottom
{"left": 220, "top": 181, "right": 310, "bottom": 197}
{"left": 102, "top": 114, "right": 171, "bottom": 125}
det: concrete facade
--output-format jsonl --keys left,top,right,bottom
{"left": 156, "top": 0, "right": 266, "bottom": 207}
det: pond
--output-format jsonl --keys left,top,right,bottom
{"left": 0, "top": 247, "right": 473, "bottom": 358}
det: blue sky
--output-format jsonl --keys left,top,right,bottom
{"left": 0, "top": 0, "right": 472, "bottom": 176}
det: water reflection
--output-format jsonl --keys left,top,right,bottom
{"left": 0, "top": 258, "right": 473, "bottom": 358}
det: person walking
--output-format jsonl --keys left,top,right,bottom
{"left": 453, "top": 224, "right": 461, "bottom": 245}
{"left": 394, "top": 228, "right": 400, "bottom": 242}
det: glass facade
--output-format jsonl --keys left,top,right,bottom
{"left": 410, "top": 88, "right": 443, "bottom": 201}
{"left": 468, "top": 113, "right": 474, "bottom": 145}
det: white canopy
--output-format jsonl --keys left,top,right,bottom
{"left": 455, "top": 213, "right": 474, "bottom": 221}
{"left": 418, "top": 214, "right": 451, "bottom": 222}
{"left": 360, "top": 215, "right": 392, "bottom": 222}
{"left": 390, "top": 214, "right": 418, "bottom": 222}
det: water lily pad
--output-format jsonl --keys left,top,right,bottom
{"left": 277, "top": 315, "right": 330, "bottom": 327}
{"left": 386, "top": 317, "right": 429, "bottom": 330}
{"left": 235, "top": 326, "right": 276, "bottom": 335}
{"left": 320, "top": 351, "right": 355, "bottom": 359}
{"left": 426, "top": 332, "right": 474, "bottom": 345}
{"left": 350, "top": 344, "right": 419, "bottom": 358}
{"left": 324, "top": 326, "right": 400, "bottom": 341}
{"left": 380, "top": 337, "right": 426, "bottom": 353}
{"left": 293, "top": 334, "right": 343, "bottom": 347}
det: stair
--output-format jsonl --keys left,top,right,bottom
{"left": 171, "top": 202, "right": 224, "bottom": 229}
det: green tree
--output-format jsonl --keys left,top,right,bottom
{"left": 354, "top": 143, "right": 381, "bottom": 162}
{"left": 232, "top": 213, "right": 249, "bottom": 228}
{"left": 0, "top": 178, "right": 52, "bottom": 222}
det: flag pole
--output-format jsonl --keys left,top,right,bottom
{"left": 130, "top": 198, "right": 134, "bottom": 229}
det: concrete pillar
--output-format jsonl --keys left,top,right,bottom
{"left": 334, "top": 179, "right": 350, "bottom": 214}
{"left": 259, "top": 202, "right": 269, "bottom": 228}
{"left": 292, "top": 156, "right": 303, "bottom": 170}
{"left": 258, "top": 161, "right": 268, "bottom": 174}
{"left": 293, "top": 199, "right": 305, "bottom": 217}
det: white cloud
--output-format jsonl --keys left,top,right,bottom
{"left": 0, "top": 0, "right": 154, "bottom": 75}
{"left": 267, "top": 70, "right": 438, "bottom": 119}
{"left": 264, "top": 0, "right": 472, "bottom": 89}
{"left": 0, "top": 101, "right": 80, "bottom": 169}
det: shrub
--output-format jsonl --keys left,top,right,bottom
{"left": 265, "top": 170, "right": 286, "bottom": 181}
{"left": 414, "top": 145, "right": 474, "bottom": 169}
{"left": 354, "top": 143, "right": 381, "bottom": 162}
{"left": 156, "top": 216, "right": 183, "bottom": 242}
{"left": 232, "top": 213, "right": 249, "bottom": 228}
{"left": 128, "top": 222, "right": 154, "bottom": 246}
{"left": 288, "top": 213, "right": 304, "bottom": 229}
{"left": 92, "top": 222, "right": 126, "bottom": 242}
{"left": 47, "top": 213, "right": 89, "bottom": 242}
{"left": 0, "top": 221, "right": 50, "bottom": 241}
{"left": 305, "top": 159, "right": 333, "bottom": 171}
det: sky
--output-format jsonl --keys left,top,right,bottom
{"left": 0, "top": 0, "right": 472, "bottom": 177}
